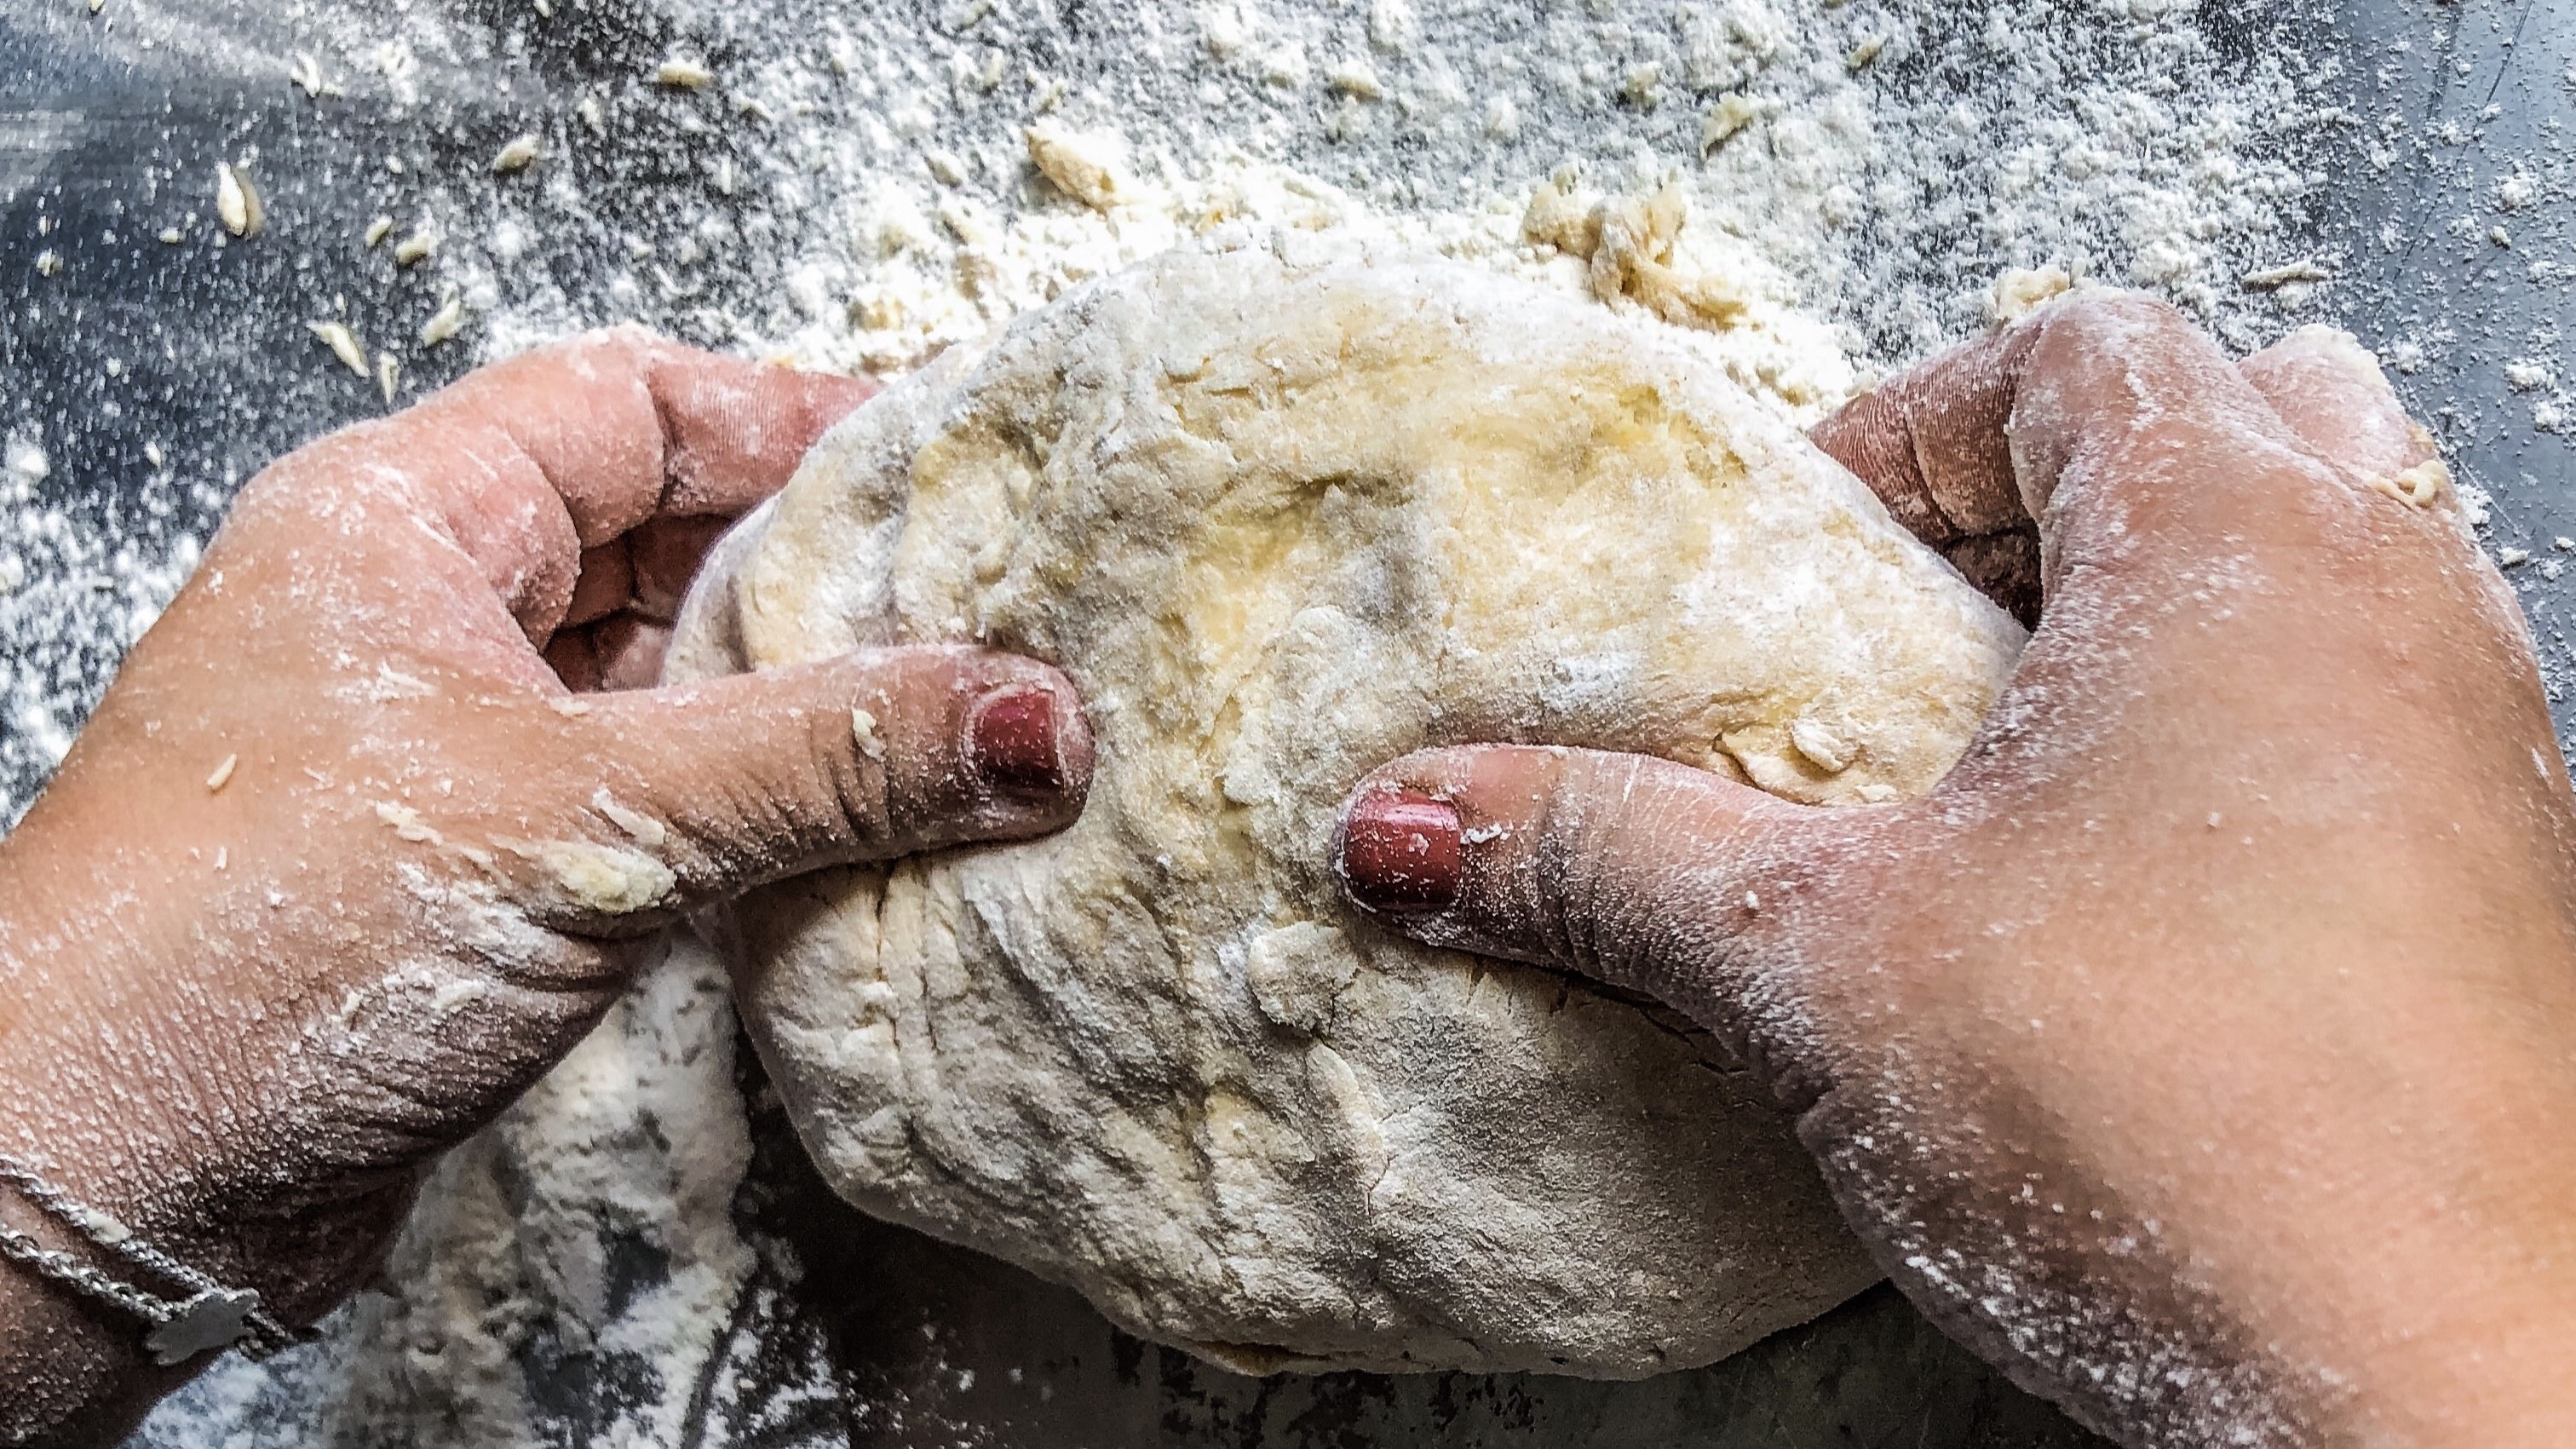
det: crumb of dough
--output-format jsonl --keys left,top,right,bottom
{"left": 1989, "top": 265, "right": 2074, "bottom": 325}
{"left": 849, "top": 706, "right": 886, "bottom": 760}
{"left": 1522, "top": 176, "right": 1749, "bottom": 331}
{"left": 515, "top": 838, "right": 676, "bottom": 916}
{"left": 373, "top": 801, "right": 441, "bottom": 843}
{"left": 1025, "top": 119, "right": 1131, "bottom": 211}
{"left": 1700, "top": 93, "right": 1762, "bottom": 154}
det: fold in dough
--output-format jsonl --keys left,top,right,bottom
{"left": 669, "top": 239, "right": 2024, "bottom": 1378}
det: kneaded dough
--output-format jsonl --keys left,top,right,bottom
{"left": 670, "top": 242, "right": 2024, "bottom": 1378}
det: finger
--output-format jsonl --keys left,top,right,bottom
{"left": 564, "top": 540, "right": 632, "bottom": 629}
{"left": 590, "top": 617, "right": 671, "bottom": 693}
{"left": 487, "top": 647, "right": 1090, "bottom": 934}
{"left": 1812, "top": 330, "right": 2033, "bottom": 543}
{"left": 626, "top": 515, "right": 734, "bottom": 623}
{"left": 1811, "top": 319, "right": 2046, "bottom": 623}
{"left": 1823, "top": 293, "right": 2398, "bottom": 634}
{"left": 2236, "top": 325, "right": 2433, "bottom": 483}
{"left": 338, "top": 328, "right": 874, "bottom": 646}
{"left": 561, "top": 520, "right": 734, "bottom": 637}
{"left": 543, "top": 632, "right": 601, "bottom": 693}
{"left": 1332, "top": 745, "right": 1852, "bottom": 1046}
{"left": 440, "top": 327, "right": 877, "bottom": 543}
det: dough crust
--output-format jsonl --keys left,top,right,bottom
{"left": 670, "top": 242, "right": 2023, "bottom": 1377}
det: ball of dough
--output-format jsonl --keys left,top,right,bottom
{"left": 670, "top": 243, "right": 2024, "bottom": 1378}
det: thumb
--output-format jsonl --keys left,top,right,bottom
{"left": 1332, "top": 744, "right": 1869, "bottom": 1049}
{"left": 506, "top": 646, "right": 1090, "bottom": 933}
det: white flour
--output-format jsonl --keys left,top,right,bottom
{"left": 0, "top": 0, "right": 2365, "bottom": 1441}
{"left": 2, "top": 0, "right": 2343, "bottom": 829}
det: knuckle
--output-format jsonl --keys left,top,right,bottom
{"left": 1524, "top": 752, "right": 1678, "bottom": 980}
{"left": 2041, "top": 290, "right": 2194, "bottom": 349}
{"left": 821, "top": 708, "right": 904, "bottom": 848}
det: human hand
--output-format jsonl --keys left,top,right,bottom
{"left": 1335, "top": 295, "right": 2576, "bottom": 1447}
{"left": 0, "top": 329, "right": 1091, "bottom": 1446}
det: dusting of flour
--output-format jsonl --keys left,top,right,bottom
{"left": 0, "top": 0, "right": 2349, "bottom": 1440}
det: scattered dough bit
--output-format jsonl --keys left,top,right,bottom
{"left": 1594, "top": 186, "right": 1748, "bottom": 330}
{"left": 374, "top": 801, "right": 441, "bottom": 844}
{"left": 547, "top": 696, "right": 593, "bottom": 716}
{"left": 1989, "top": 265, "right": 2074, "bottom": 325}
{"left": 2242, "top": 259, "right": 2330, "bottom": 289}
{"left": 654, "top": 58, "right": 715, "bottom": 89}
{"left": 491, "top": 134, "right": 542, "bottom": 173}
{"left": 1789, "top": 716, "right": 1852, "bottom": 773}
{"left": 2362, "top": 457, "right": 2449, "bottom": 509}
{"left": 377, "top": 352, "right": 401, "bottom": 405}
{"left": 517, "top": 839, "right": 677, "bottom": 917}
{"left": 216, "top": 164, "right": 263, "bottom": 238}
{"left": 1518, "top": 170, "right": 1602, "bottom": 257}
{"left": 307, "top": 319, "right": 369, "bottom": 377}
{"left": 420, "top": 294, "right": 467, "bottom": 348}
{"left": 849, "top": 706, "right": 886, "bottom": 760}
{"left": 1700, "top": 92, "right": 1762, "bottom": 153}
{"left": 392, "top": 227, "right": 437, "bottom": 266}
{"left": 591, "top": 788, "right": 670, "bottom": 849}
{"left": 363, "top": 215, "right": 394, "bottom": 248}
{"left": 1521, "top": 177, "right": 1747, "bottom": 330}
{"left": 1024, "top": 118, "right": 1132, "bottom": 210}
{"left": 205, "top": 753, "right": 239, "bottom": 792}
{"left": 1325, "top": 58, "right": 1383, "bottom": 99}
{"left": 289, "top": 53, "right": 336, "bottom": 98}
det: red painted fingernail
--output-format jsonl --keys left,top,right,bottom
{"left": 1338, "top": 789, "right": 1462, "bottom": 915}
{"left": 969, "top": 686, "right": 1065, "bottom": 796}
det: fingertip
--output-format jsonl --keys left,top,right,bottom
{"left": 1330, "top": 745, "right": 1820, "bottom": 1007}
{"left": 833, "top": 646, "right": 1092, "bottom": 850}
{"left": 2238, "top": 326, "right": 2426, "bottom": 481}
{"left": 1330, "top": 744, "right": 1568, "bottom": 943}
{"left": 963, "top": 662, "right": 1095, "bottom": 819}
{"left": 1337, "top": 786, "right": 1463, "bottom": 915}
{"left": 565, "top": 647, "right": 1091, "bottom": 911}
{"left": 544, "top": 631, "right": 603, "bottom": 693}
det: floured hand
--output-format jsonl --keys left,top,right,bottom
{"left": 1337, "top": 295, "right": 2576, "bottom": 1447}
{"left": 0, "top": 329, "right": 1091, "bottom": 1446}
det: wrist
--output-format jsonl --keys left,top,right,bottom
{"left": 0, "top": 825, "right": 348, "bottom": 1328}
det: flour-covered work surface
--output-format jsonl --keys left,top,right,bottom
{"left": 0, "top": 0, "right": 2418, "bottom": 1440}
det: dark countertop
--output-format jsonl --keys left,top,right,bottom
{"left": 6, "top": 0, "right": 2567, "bottom": 1444}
